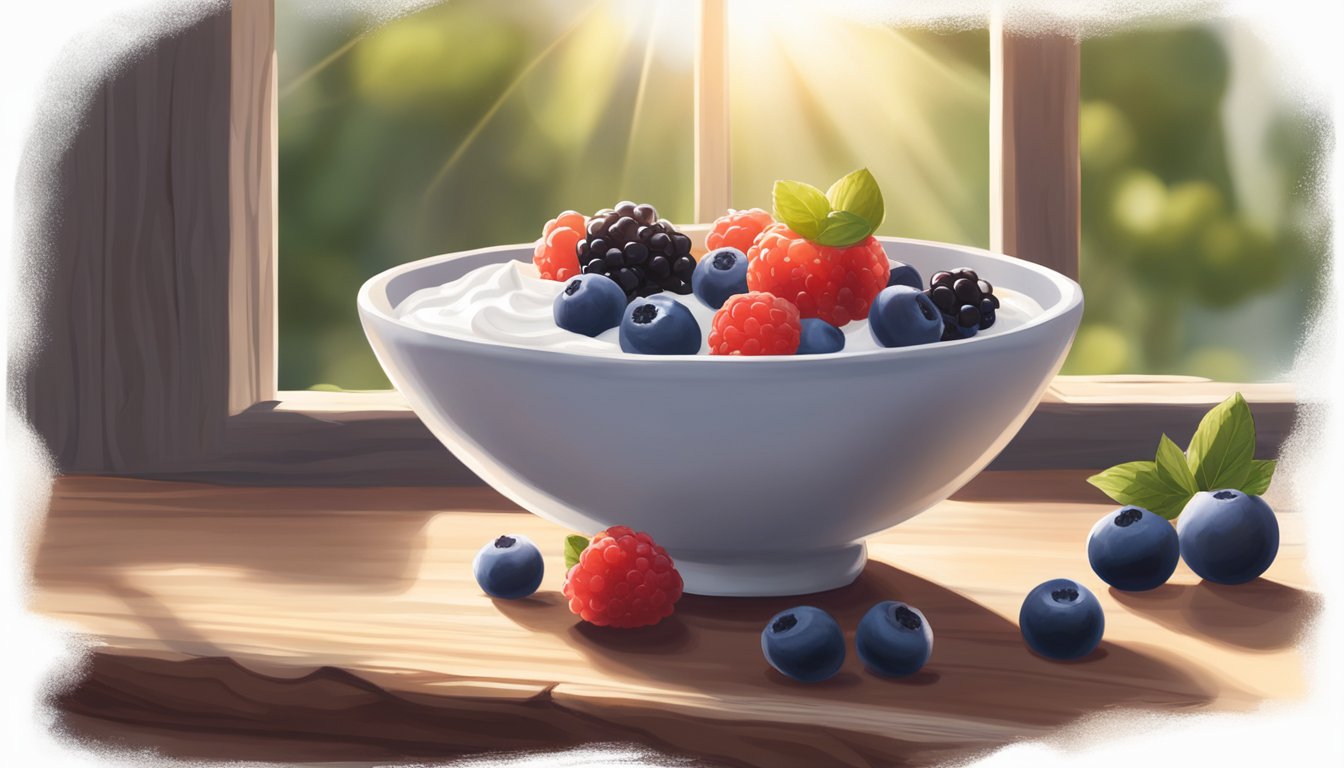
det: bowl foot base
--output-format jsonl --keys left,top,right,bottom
{"left": 673, "top": 542, "right": 867, "bottom": 597}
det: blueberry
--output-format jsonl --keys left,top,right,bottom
{"left": 887, "top": 260, "right": 923, "bottom": 290}
{"left": 868, "top": 286, "right": 943, "bottom": 348}
{"left": 797, "top": 318, "right": 845, "bottom": 355}
{"left": 855, "top": 601, "right": 933, "bottom": 677}
{"left": 761, "top": 606, "right": 845, "bottom": 682}
{"left": 692, "top": 247, "right": 749, "bottom": 309}
{"left": 1087, "top": 506, "right": 1180, "bottom": 591}
{"left": 472, "top": 534, "right": 544, "bottom": 599}
{"left": 1085, "top": 508, "right": 1182, "bottom": 591}
{"left": 1019, "top": 578, "right": 1104, "bottom": 660}
{"left": 553, "top": 274, "right": 627, "bottom": 337}
{"left": 1177, "top": 490, "right": 1279, "bottom": 585}
{"left": 619, "top": 294, "right": 701, "bottom": 355}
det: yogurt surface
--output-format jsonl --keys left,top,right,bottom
{"left": 395, "top": 260, "right": 1043, "bottom": 355}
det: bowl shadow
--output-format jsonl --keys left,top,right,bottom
{"left": 1109, "top": 579, "right": 1320, "bottom": 651}
{"left": 495, "top": 560, "right": 1217, "bottom": 736}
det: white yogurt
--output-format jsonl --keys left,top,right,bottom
{"left": 395, "top": 261, "right": 1043, "bottom": 355}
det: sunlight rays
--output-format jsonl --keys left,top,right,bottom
{"left": 618, "top": 1, "right": 667, "bottom": 194}
{"left": 279, "top": 33, "right": 365, "bottom": 101}
{"left": 726, "top": 2, "right": 989, "bottom": 242}
{"left": 419, "top": 0, "right": 604, "bottom": 201}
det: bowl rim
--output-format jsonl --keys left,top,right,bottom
{"left": 357, "top": 234, "right": 1083, "bottom": 365}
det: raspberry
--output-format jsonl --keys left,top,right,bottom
{"left": 533, "top": 210, "right": 586, "bottom": 281}
{"left": 746, "top": 224, "right": 889, "bottom": 327}
{"left": 708, "top": 291, "right": 801, "bottom": 356}
{"left": 707, "top": 208, "right": 774, "bottom": 254}
{"left": 563, "top": 526, "right": 683, "bottom": 628}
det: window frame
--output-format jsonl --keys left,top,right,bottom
{"left": 24, "top": 0, "right": 1297, "bottom": 484}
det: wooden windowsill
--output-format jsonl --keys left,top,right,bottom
{"left": 33, "top": 473, "right": 1315, "bottom": 767}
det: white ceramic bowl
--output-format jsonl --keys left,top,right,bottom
{"left": 359, "top": 234, "right": 1083, "bottom": 596}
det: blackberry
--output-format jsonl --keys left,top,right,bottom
{"left": 578, "top": 201, "right": 695, "bottom": 302}
{"left": 925, "top": 267, "right": 999, "bottom": 340}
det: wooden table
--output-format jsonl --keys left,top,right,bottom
{"left": 30, "top": 472, "right": 1316, "bottom": 767}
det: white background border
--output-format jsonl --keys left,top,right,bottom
{"left": 4, "top": 1, "right": 1341, "bottom": 766}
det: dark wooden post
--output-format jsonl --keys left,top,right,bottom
{"left": 17, "top": 8, "right": 234, "bottom": 472}
{"left": 991, "top": 29, "right": 1081, "bottom": 280}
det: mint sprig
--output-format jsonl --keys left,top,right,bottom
{"left": 772, "top": 168, "right": 885, "bottom": 248}
{"left": 1086, "top": 392, "right": 1275, "bottom": 519}
{"left": 563, "top": 534, "right": 589, "bottom": 570}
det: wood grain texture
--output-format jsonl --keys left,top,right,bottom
{"left": 228, "top": 0, "right": 277, "bottom": 413}
{"left": 32, "top": 475, "right": 1315, "bottom": 767}
{"left": 19, "top": 8, "right": 233, "bottom": 472}
{"left": 126, "top": 383, "right": 1297, "bottom": 485}
{"left": 992, "top": 30, "right": 1081, "bottom": 280}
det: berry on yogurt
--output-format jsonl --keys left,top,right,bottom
{"left": 692, "top": 247, "right": 750, "bottom": 309}
{"left": 708, "top": 291, "right": 801, "bottom": 356}
{"left": 553, "top": 273, "right": 627, "bottom": 337}
{"left": 868, "top": 285, "right": 943, "bottom": 348}
{"left": 619, "top": 294, "right": 702, "bottom": 355}
{"left": 926, "top": 268, "right": 999, "bottom": 340}
{"left": 887, "top": 260, "right": 923, "bottom": 290}
{"left": 797, "top": 318, "right": 845, "bottom": 355}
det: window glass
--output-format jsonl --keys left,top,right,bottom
{"left": 1067, "top": 21, "right": 1327, "bottom": 380}
{"left": 278, "top": 0, "right": 695, "bottom": 389}
{"left": 280, "top": 7, "right": 1323, "bottom": 390}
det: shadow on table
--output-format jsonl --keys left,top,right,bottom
{"left": 496, "top": 561, "right": 1218, "bottom": 732}
{"left": 1110, "top": 578, "right": 1320, "bottom": 651}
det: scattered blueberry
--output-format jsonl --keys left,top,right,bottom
{"left": 761, "top": 606, "right": 846, "bottom": 683}
{"left": 1019, "top": 578, "right": 1104, "bottom": 660}
{"left": 855, "top": 601, "right": 933, "bottom": 677}
{"left": 692, "top": 247, "right": 749, "bottom": 309}
{"left": 797, "top": 318, "right": 845, "bottom": 355}
{"left": 887, "top": 260, "right": 923, "bottom": 290}
{"left": 553, "top": 273, "right": 627, "bottom": 337}
{"left": 868, "top": 285, "right": 944, "bottom": 348}
{"left": 619, "top": 294, "right": 701, "bottom": 355}
{"left": 1087, "top": 505, "right": 1180, "bottom": 591}
{"left": 473, "top": 534, "right": 544, "bottom": 599}
{"left": 1177, "top": 489, "right": 1279, "bottom": 585}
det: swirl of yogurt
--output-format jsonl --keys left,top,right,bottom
{"left": 395, "top": 260, "right": 1043, "bottom": 355}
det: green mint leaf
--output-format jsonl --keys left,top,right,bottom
{"left": 1086, "top": 461, "right": 1193, "bottom": 520}
{"left": 1155, "top": 434, "right": 1198, "bottom": 495}
{"left": 563, "top": 534, "right": 589, "bottom": 570}
{"left": 812, "top": 210, "right": 875, "bottom": 247}
{"left": 772, "top": 180, "right": 830, "bottom": 240}
{"left": 825, "top": 167, "right": 885, "bottom": 231}
{"left": 1242, "top": 459, "right": 1276, "bottom": 496}
{"left": 1186, "top": 392, "right": 1256, "bottom": 492}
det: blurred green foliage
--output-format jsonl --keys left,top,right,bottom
{"left": 278, "top": 4, "right": 1326, "bottom": 388}
{"left": 1069, "top": 24, "right": 1328, "bottom": 378}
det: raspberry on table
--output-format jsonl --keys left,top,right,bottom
{"left": 533, "top": 210, "right": 586, "bottom": 281}
{"left": 746, "top": 224, "right": 889, "bottom": 327}
{"left": 708, "top": 291, "right": 801, "bottom": 356}
{"left": 707, "top": 208, "right": 774, "bottom": 254}
{"left": 562, "top": 526, "right": 683, "bottom": 628}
